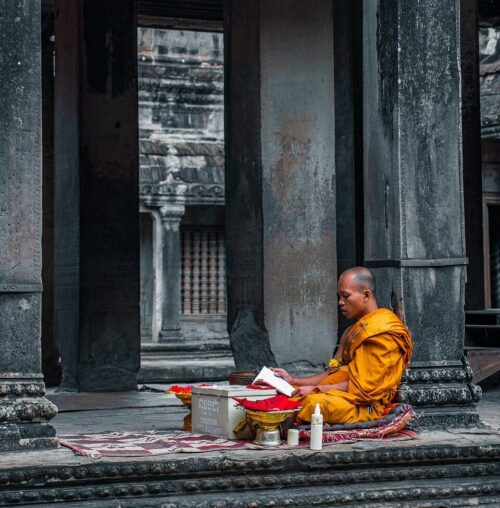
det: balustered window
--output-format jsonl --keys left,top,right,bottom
{"left": 181, "top": 227, "right": 226, "bottom": 315}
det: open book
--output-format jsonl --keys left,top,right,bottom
{"left": 252, "top": 366, "right": 295, "bottom": 397}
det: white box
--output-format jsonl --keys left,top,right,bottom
{"left": 191, "top": 385, "right": 276, "bottom": 440}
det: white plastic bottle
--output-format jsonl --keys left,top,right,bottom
{"left": 310, "top": 403, "right": 323, "bottom": 450}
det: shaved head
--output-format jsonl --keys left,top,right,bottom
{"left": 339, "top": 267, "right": 376, "bottom": 294}
{"left": 337, "top": 267, "right": 378, "bottom": 320}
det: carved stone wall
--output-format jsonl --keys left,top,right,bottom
{"left": 137, "top": 28, "right": 226, "bottom": 344}
{"left": 138, "top": 27, "right": 224, "bottom": 188}
{"left": 479, "top": 27, "right": 500, "bottom": 139}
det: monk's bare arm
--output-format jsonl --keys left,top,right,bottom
{"left": 270, "top": 368, "right": 330, "bottom": 386}
{"left": 292, "top": 370, "right": 331, "bottom": 386}
{"left": 318, "top": 380, "right": 348, "bottom": 393}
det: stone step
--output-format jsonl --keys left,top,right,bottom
{"left": 1, "top": 433, "right": 500, "bottom": 506}
{"left": 141, "top": 339, "right": 232, "bottom": 354}
{"left": 138, "top": 356, "right": 235, "bottom": 384}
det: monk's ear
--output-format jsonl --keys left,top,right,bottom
{"left": 363, "top": 289, "right": 371, "bottom": 300}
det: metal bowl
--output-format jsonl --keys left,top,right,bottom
{"left": 243, "top": 408, "right": 300, "bottom": 447}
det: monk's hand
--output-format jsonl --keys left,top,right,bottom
{"left": 270, "top": 368, "right": 294, "bottom": 384}
{"left": 292, "top": 385, "right": 316, "bottom": 396}
{"left": 317, "top": 385, "right": 333, "bottom": 393}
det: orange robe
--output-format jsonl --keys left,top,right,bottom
{"left": 296, "top": 308, "right": 412, "bottom": 424}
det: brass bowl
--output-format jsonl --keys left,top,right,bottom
{"left": 168, "top": 391, "right": 192, "bottom": 431}
{"left": 243, "top": 408, "right": 300, "bottom": 446}
{"left": 245, "top": 409, "right": 296, "bottom": 428}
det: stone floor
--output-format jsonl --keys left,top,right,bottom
{"left": 0, "top": 384, "right": 497, "bottom": 468}
{"left": 44, "top": 383, "right": 500, "bottom": 435}
{"left": 0, "top": 386, "right": 499, "bottom": 506}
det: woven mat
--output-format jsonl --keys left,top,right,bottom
{"left": 59, "top": 432, "right": 261, "bottom": 458}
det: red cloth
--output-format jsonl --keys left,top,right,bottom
{"left": 245, "top": 384, "right": 274, "bottom": 390}
{"left": 233, "top": 394, "right": 302, "bottom": 411}
{"left": 169, "top": 384, "right": 210, "bottom": 394}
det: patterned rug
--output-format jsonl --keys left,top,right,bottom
{"left": 59, "top": 432, "right": 260, "bottom": 458}
{"left": 59, "top": 405, "right": 416, "bottom": 457}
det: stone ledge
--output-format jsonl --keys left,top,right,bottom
{"left": 1, "top": 432, "right": 500, "bottom": 506}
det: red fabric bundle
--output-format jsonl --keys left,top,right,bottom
{"left": 169, "top": 384, "right": 211, "bottom": 394}
{"left": 245, "top": 384, "right": 274, "bottom": 390}
{"left": 169, "top": 385, "right": 194, "bottom": 394}
{"left": 233, "top": 394, "right": 302, "bottom": 411}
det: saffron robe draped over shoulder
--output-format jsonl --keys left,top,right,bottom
{"left": 296, "top": 308, "right": 413, "bottom": 424}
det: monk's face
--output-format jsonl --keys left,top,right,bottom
{"left": 337, "top": 274, "right": 370, "bottom": 321}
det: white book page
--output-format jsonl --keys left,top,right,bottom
{"left": 253, "top": 366, "right": 295, "bottom": 397}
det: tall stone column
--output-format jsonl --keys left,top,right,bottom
{"left": 363, "top": 0, "right": 480, "bottom": 426}
{"left": 54, "top": 0, "right": 140, "bottom": 391}
{"left": 159, "top": 202, "right": 185, "bottom": 342}
{"left": 0, "top": 0, "right": 58, "bottom": 450}
{"left": 151, "top": 210, "right": 164, "bottom": 342}
{"left": 224, "top": 0, "right": 337, "bottom": 373}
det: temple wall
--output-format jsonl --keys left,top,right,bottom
{"left": 137, "top": 28, "right": 226, "bottom": 344}
{"left": 137, "top": 28, "right": 224, "bottom": 187}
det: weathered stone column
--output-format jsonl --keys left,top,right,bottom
{"left": 224, "top": 0, "right": 337, "bottom": 373}
{"left": 151, "top": 210, "right": 164, "bottom": 342}
{"left": 54, "top": 0, "right": 140, "bottom": 391}
{"left": 141, "top": 180, "right": 187, "bottom": 343}
{"left": 158, "top": 203, "right": 185, "bottom": 341}
{"left": 363, "top": 0, "right": 481, "bottom": 426}
{"left": 0, "top": 0, "right": 58, "bottom": 450}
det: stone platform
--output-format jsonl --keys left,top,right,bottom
{"left": 0, "top": 388, "right": 499, "bottom": 507}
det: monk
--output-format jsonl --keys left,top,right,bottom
{"left": 271, "top": 267, "right": 412, "bottom": 424}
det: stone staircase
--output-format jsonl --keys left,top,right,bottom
{"left": 138, "top": 336, "right": 235, "bottom": 384}
{"left": 2, "top": 434, "right": 500, "bottom": 506}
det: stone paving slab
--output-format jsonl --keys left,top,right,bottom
{"left": 46, "top": 389, "right": 179, "bottom": 412}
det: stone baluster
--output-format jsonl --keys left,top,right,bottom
{"left": 191, "top": 231, "right": 201, "bottom": 314}
{"left": 182, "top": 230, "right": 192, "bottom": 315}
{"left": 209, "top": 231, "right": 219, "bottom": 314}
{"left": 217, "top": 231, "right": 226, "bottom": 314}
{"left": 200, "top": 231, "right": 209, "bottom": 313}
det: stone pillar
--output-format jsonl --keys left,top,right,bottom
{"left": 224, "top": 0, "right": 337, "bottom": 373}
{"left": 333, "top": 0, "right": 364, "bottom": 337}
{"left": 159, "top": 203, "right": 185, "bottom": 342}
{"left": 41, "top": 5, "right": 62, "bottom": 387}
{"left": 54, "top": 0, "right": 140, "bottom": 391}
{"left": 461, "top": 0, "right": 485, "bottom": 310}
{"left": 363, "top": 0, "right": 481, "bottom": 426}
{"left": 0, "top": 0, "right": 58, "bottom": 450}
{"left": 151, "top": 210, "right": 164, "bottom": 342}
{"left": 140, "top": 211, "right": 154, "bottom": 342}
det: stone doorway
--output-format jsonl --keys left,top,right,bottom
{"left": 136, "top": 26, "right": 234, "bottom": 383}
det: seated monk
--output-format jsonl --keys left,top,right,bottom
{"left": 271, "top": 267, "right": 412, "bottom": 425}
